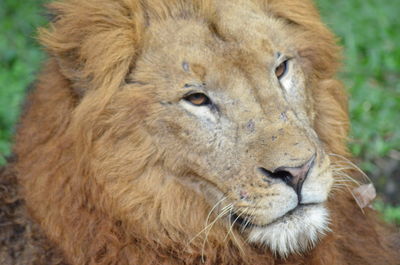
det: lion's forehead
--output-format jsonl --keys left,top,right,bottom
{"left": 139, "top": 22, "right": 292, "bottom": 105}
{"left": 144, "top": 4, "right": 288, "bottom": 68}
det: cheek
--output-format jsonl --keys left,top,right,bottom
{"left": 148, "top": 115, "right": 215, "bottom": 163}
{"left": 305, "top": 91, "right": 316, "bottom": 123}
{"left": 282, "top": 75, "right": 313, "bottom": 124}
{"left": 282, "top": 73, "right": 307, "bottom": 105}
{"left": 280, "top": 62, "right": 307, "bottom": 105}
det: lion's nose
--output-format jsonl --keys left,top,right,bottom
{"left": 258, "top": 154, "right": 316, "bottom": 202}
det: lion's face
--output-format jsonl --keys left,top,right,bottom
{"left": 119, "top": 5, "right": 333, "bottom": 256}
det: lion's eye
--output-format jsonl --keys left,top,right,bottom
{"left": 183, "top": 93, "right": 211, "bottom": 106}
{"left": 275, "top": 60, "right": 288, "bottom": 79}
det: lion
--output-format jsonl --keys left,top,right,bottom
{"left": 2, "top": 0, "right": 399, "bottom": 264}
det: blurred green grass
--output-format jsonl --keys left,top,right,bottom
{"left": 0, "top": 0, "right": 48, "bottom": 164}
{"left": 0, "top": 0, "right": 399, "bottom": 224}
{"left": 316, "top": 0, "right": 400, "bottom": 171}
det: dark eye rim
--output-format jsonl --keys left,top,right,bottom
{"left": 182, "top": 92, "right": 212, "bottom": 106}
{"left": 275, "top": 59, "right": 289, "bottom": 80}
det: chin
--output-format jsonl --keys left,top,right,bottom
{"left": 247, "top": 204, "right": 330, "bottom": 258}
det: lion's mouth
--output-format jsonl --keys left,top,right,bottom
{"left": 230, "top": 203, "right": 321, "bottom": 229}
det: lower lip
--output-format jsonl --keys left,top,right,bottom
{"left": 231, "top": 203, "right": 319, "bottom": 229}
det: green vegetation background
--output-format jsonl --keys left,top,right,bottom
{"left": 0, "top": 0, "right": 399, "bottom": 224}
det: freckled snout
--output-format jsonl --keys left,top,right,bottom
{"left": 258, "top": 154, "right": 316, "bottom": 202}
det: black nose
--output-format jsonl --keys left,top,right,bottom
{"left": 258, "top": 154, "right": 316, "bottom": 201}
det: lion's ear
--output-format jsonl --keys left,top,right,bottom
{"left": 39, "top": 1, "right": 145, "bottom": 96}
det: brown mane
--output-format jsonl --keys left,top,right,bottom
{"left": 4, "top": 0, "right": 399, "bottom": 264}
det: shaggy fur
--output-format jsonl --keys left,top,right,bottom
{"left": 1, "top": 0, "right": 399, "bottom": 264}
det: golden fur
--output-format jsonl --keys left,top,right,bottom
{"left": 8, "top": 0, "right": 399, "bottom": 264}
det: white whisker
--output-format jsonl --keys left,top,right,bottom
{"left": 328, "top": 153, "right": 371, "bottom": 183}
{"left": 201, "top": 204, "right": 233, "bottom": 262}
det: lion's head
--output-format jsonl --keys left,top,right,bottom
{"left": 15, "top": 0, "right": 359, "bottom": 263}
{"left": 124, "top": 5, "right": 335, "bottom": 255}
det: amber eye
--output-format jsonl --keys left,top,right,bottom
{"left": 183, "top": 93, "right": 211, "bottom": 106}
{"left": 275, "top": 60, "right": 288, "bottom": 79}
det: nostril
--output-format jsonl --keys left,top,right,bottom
{"left": 258, "top": 167, "right": 292, "bottom": 186}
{"left": 270, "top": 170, "right": 294, "bottom": 187}
{"left": 259, "top": 167, "right": 295, "bottom": 186}
{"left": 258, "top": 167, "right": 273, "bottom": 184}
{"left": 258, "top": 167, "right": 273, "bottom": 178}
{"left": 258, "top": 154, "right": 316, "bottom": 199}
